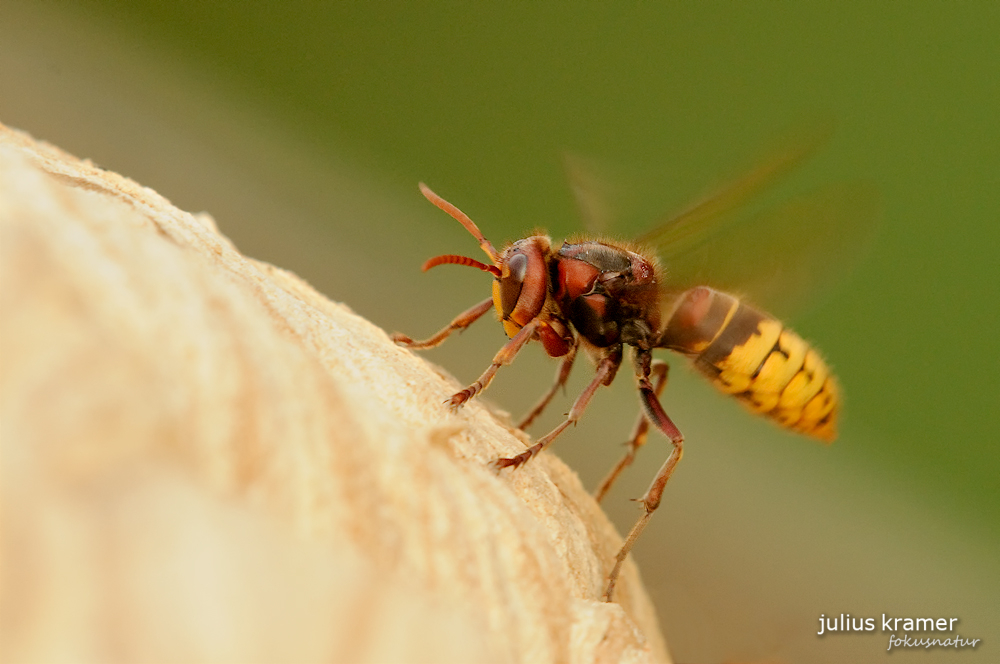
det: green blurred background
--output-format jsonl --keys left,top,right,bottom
{"left": 3, "top": 2, "right": 997, "bottom": 662}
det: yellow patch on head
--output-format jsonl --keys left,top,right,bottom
{"left": 492, "top": 280, "right": 521, "bottom": 338}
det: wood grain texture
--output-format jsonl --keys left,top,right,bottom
{"left": 0, "top": 122, "right": 670, "bottom": 664}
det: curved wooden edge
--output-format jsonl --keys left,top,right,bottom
{"left": 0, "top": 121, "right": 670, "bottom": 664}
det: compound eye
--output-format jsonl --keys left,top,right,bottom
{"left": 497, "top": 251, "right": 528, "bottom": 316}
{"left": 492, "top": 239, "right": 549, "bottom": 338}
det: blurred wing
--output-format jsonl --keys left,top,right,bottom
{"left": 562, "top": 120, "right": 879, "bottom": 318}
{"left": 637, "top": 120, "right": 834, "bottom": 256}
{"left": 562, "top": 151, "right": 622, "bottom": 235}
{"left": 655, "top": 181, "right": 881, "bottom": 318}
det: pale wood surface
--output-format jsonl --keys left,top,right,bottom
{"left": 0, "top": 122, "right": 670, "bottom": 664}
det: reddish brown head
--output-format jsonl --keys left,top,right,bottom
{"left": 417, "top": 184, "right": 552, "bottom": 338}
{"left": 491, "top": 237, "right": 551, "bottom": 337}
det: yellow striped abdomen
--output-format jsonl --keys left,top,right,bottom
{"left": 660, "top": 287, "right": 839, "bottom": 442}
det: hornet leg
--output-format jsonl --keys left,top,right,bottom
{"left": 392, "top": 296, "right": 494, "bottom": 349}
{"left": 448, "top": 318, "right": 540, "bottom": 410}
{"left": 493, "top": 345, "right": 622, "bottom": 471}
{"left": 593, "top": 360, "right": 670, "bottom": 503}
{"left": 516, "top": 341, "right": 578, "bottom": 430}
{"left": 604, "top": 350, "right": 684, "bottom": 602}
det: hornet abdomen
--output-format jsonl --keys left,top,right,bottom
{"left": 660, "top": 287, "right": 839, "bottom": 441}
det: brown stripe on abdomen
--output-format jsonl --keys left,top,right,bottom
{"left": 677, "top": 291, "right": 839, "bottom": 442}
{"left": 659, "top": 287, "right": 742, "bottom": 355}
